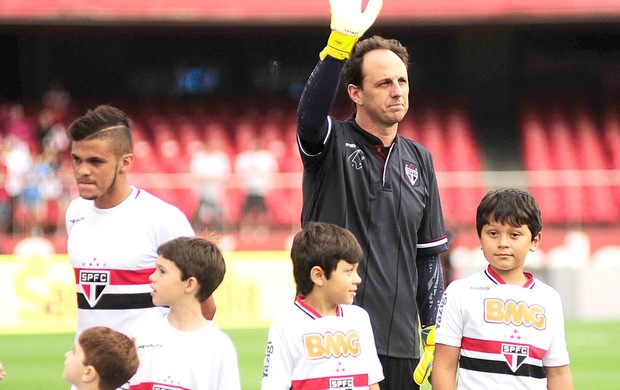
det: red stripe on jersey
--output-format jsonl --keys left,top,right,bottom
{"left": 295, "top": 295, "right": 342, "bottom": 319}
{"left": 292, "top": 373, "right": 369, "bottom": 390}
{"left": 462, "top": 336, "right": 547, "bottom": 360}
{"left": 74, "top": 267, "right": 154, "bottom": 285}
{"left": 130, "top": 382, "right": 188, "bottom": 390}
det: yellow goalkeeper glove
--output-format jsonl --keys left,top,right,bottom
{"left": 319, "top": 0, "right": 383, "bottom": 61}
{"left": 413, "top": 325, "right": 436, "bottom": 385}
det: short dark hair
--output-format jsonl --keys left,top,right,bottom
{"left": 291, "top": 222, "right": 363, "bottom": 296}
{"left": 79, "top": 326, "right": 139, "bottom": 390}
{"left": 68, "top": 104, "right": 133, "bottom": 156}
{"left": 343, "top": 35, "right": 410, "bottom": 87}
{"left": 157, "top": 236, "right": 226, "bottom": 302}
{"left": 476, "top": 188, "right": 543, "bottom": 239}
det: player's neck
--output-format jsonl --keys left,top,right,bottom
{"left": 94, "top": 182, "right": 133, "bottom": 209}
{"left": 302, "top": 293, "right": 339, "bottom": 317}
{"left": 167, "top": 302, "right": 209, "bottom": 331}
{"left": 355, "top": 113, "right": 397, "bottom": 147}
{"left": 75, "top": 379, "right": 101, "bottom": 390}
{"left": 492, "top": 267, "right": 529, "bottom": 286}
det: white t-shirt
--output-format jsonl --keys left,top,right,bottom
{"left": 66, "top": 186, "right": 194, "bottom": 337}
{"left": 190, "top": 149, "right": 231, "bottom": 202}
{"left": 262, "top": 296, "right": 384, "bottom": 390}
{"left": 435, "top": 266, "right": 571, "bottom": 390}
{"left": 234, "top": 148, "right": 278, "bottom": 195}
{"left": 126, "top": 308, "right": 241, "bottom": 390}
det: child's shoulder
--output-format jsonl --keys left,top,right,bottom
{"left": 446, "top": 269, "right": 488, "bottom": 289}
{"left": 340, "top": 304, "right": 372, "bottom": 320}
{"left": 529, "top": 276, "right": 562, "bottom": 296}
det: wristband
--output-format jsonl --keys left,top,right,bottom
{"left": 319, "top": 31, "right": 358, "bottom": 61}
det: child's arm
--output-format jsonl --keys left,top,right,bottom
{"left": 431, "top": 343, "right": 460, "bottom": 390}
{"left": 369, "top": 383, "right": 380, "bottom": 390}
{"left": 545, "top": 365, "right": 573, "bottom": 390}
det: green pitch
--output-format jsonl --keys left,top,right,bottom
{"left": 0, "top": 320, "right": 618, "bottom": 389}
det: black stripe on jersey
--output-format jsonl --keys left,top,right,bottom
{"left": 460, "top": 356, "right": 546, "bottom": 379}
{"left": 77, "top": 293, "right": 155, "bottom": 310}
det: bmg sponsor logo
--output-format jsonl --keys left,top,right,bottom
{"left": 303, "top": 331, "right": 360, "bottom": 359}
{"left": 484, "top": 298, "right": 546, "bottom": 329}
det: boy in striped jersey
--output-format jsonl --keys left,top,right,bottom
{"left": 433, "top": 189, "right": 573, "bottom": 389}
{"left": 262, "top": 222, "right": 383, "bottom": 389}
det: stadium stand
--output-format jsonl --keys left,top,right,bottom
{"left": 2, "top": 93, "right": 618, "bottom": 242}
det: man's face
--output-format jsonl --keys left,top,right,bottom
{"left": 71, "top": 138, "right": 128, "bottom": 208}
{"left": 354, "top": 49, "right": 409, "bottom": 127}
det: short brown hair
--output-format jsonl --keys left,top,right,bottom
{"left": 157, "top": 236, "right": 226, "bottom": 302}
{"left": 476, "top": 188, "right": 543, "bottom": 239}
{"left": 79, "top": 326, "right": 139, "bottom": 390}
{"left": 68, "top": 104, "right": 133, "bottom": 157}
{"left": 292, "top": 222, "right": 363, "bottom": 296}
{"left": 343, "top": 35, "right": 410, "bottom": 87}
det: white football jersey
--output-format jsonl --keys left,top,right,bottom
{"left": 66, "top": 186, "right": 194, "bottom": 337}
{"left": 126, "top": 309, "right": 241, "bottom": 390}
{"left": 435, "top": 266, "right": 570, "bottom": 390}
{"left": 262, "top": 296, "right": 384, "bottom": 390}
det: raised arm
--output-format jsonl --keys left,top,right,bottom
{"left": 297, "top": 0, "right": 382, "bottom": 154}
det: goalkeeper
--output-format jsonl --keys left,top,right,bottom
{"left": 433, "top": 189, "right": 573, "bottom": 389}
{"left": 296, "top": 0, "right": 449, "bottom": 389}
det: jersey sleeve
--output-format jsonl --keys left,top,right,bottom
{"left": 416, "top": 151, "right": 449, "bottom": 257}
{"left": 152, "top": 203, "right": 195, "bottom": 245}
{"left": 261, "top": 320, "right": 293, "bottom": 390}
{"left": 416, "top": 253, "right": 445, "bottom": 328}
{"left": 541, "top": 291, "right": 571, "bottom": 367}
{"left": 297, "top": 57, "right": 344, "bottom": 155}
{"left": 217, "top": 334, "right": 242, "bottom": 390}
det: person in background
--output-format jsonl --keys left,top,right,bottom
{"left": 189, "top": 137, "right": 231, "bottom": 234}
{"left": 296, "top": 0, "right": 448, "bottom": 388}
{"left": 234, "top": 137, "right": 278, "bottom": 237}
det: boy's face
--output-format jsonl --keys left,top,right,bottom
{"left": 480, "top": 218, "right": 540, "bottom": 280}
{"left": 324, "top": 260, "right": 362, "bottom": 305}
{"left": 63, "top": 341, "right": 87, "bottom": 386}
{"left": 149, "top": 255, "right": 185, "bottom": 306}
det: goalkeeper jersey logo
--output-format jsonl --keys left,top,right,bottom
{"left": 502, "top": 343, "right": 529, "bottom": 372}
{"left": 348, "top": 149, "right": 365, "bottom": 170}
{"left": 403, "top": 161, "right": 419, "bottom": 186}
{"left": 79, "top": 270, "right": 110, "bottom": 307}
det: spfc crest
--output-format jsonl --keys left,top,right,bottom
{"left": 79, "top": 270, "right": 110, "bottom": 307}
{"left": 502, "top": 343, "right": 529, "bottom": 372}
{"left": 403, "top": 161, "right": 419, "bottom": 186}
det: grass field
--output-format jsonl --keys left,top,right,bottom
{"left": 0, "top": 319, "right": 618, "bottom": 389}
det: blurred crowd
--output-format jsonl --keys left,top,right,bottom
{"left": 0, "top": 83, "right": 75, "bottom": 236}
